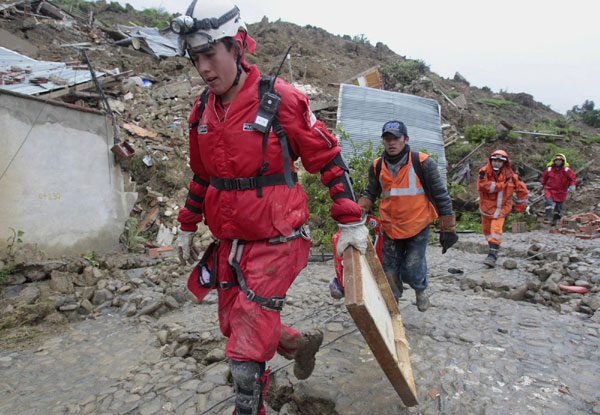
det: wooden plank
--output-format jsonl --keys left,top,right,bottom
{"left": 343, "top": 241, "right": 418, "bottom": 407}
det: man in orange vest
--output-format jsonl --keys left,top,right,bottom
{"left": 358, "top": 121, "right": 457, "bottom": 311}
{"left": 477, "top": 150, "right": 529, "bottom": 267}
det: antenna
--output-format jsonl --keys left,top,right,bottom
{"left": 271, "top": 44, "right": 294, "bottom": 89}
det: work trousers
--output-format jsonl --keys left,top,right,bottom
{"left": 481, "top": 215, "right": 505, "bottom": 245}
{"left": 544, "top": 197, "right": 564, "bottom": 216}
{"left": 207, "top": 236, "right": 311, "bottom": 362}
{"left": 381, "top": 225, "right": 429, "bottom": 301}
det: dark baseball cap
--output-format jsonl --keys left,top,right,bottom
{"left": 381, "top": 120, "right": 408, "bottom": 138}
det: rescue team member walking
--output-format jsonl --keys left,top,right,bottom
{"left": 541, "top": 153, "right": 577, "bottom": 226}
{"left": 358, "top": 121, "right": 458, "bottom": 312}
{"left": 477, "top": 150, "right": 528, "bottom": 268}
{"left": 171, "top": 2, "right": 368, "bottom": 414}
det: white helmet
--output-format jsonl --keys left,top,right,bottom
{"left": 171, "top": 0, "right": 246, "bottom": 56}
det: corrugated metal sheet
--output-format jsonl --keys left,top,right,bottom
{"left": 117, "top": 25, "right": 179, "bottom": 58}
{"left": 336, "top": 84, "right": 447, "bottom": 180}
{"left": 0, "top": 46, "right": 104, "bottom": 96}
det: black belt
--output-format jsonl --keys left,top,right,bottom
{"left": 210, "top": 173, "right": 298, "bottom": 191}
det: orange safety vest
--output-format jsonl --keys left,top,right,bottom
{"left": 377, "top": 152, "right": 438, "bottom": 239}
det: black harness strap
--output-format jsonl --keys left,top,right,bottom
{"left": 189, "top": 88, "right": 210, "bottom": 131}
{"left": 188, "top": 78, "right": 297, "bottom": 198}
{"left": 209, "top": 173, "right": 298, "bottom": 191}
{"left": 228, "top": 241, "right": 286, "bottom": 311}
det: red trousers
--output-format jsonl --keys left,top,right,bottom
{"left": 481, "top": 216, "right": 505, "bottom": 245}
{"left": 188, "top": 236, "right": 311, "bottom": 362}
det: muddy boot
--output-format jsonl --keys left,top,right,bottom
{"left": 415, "top": 290, "right": 430, "bottom": 312}
{"left": 551, "top": 213, "right": 561, "bottom": 227}
{"left": 543, "top": 211, "right": 553, "bottom": 224}
{"left": 293, "top": 329, "right": 323, "bottom": 380}
{"left": 483, "top": 242, "right": 499, "bottom": 268}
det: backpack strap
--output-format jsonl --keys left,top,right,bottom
{"left": 375, "top": 157, "right": 383, "bottom": 180}
{"left": 411, "top": 150, "right": 435, "bottom": 207}
{"left": 189, "top": 88, "right": 210, "bottom": 130}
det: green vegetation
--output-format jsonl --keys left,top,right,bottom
{"left": 478, "top": 99, "right": 520, "bottom": 108}
{"left": 447, "top": 91, "right": 459, "bottom": 99}
{"left": 531, "top": 117, "right": 574, "bottom": 136}
{"left": 301, "top": 126, "right": 382, "bottom": 250}
{"left": 464, "top": 124, "right": 496, "bottom": 144}
{"left": 0, "top": 266, "right": 15, "bottom": 285}
{"left": 107, "top": 1, "right": 126, "bottom": 12}
{"left": 527, "top": 143, "right": 586, "bottom": 172}
{"left": 581, "top": 135, "right": 600, "bottom": 144}
{"left": 381, "top": 59, "right": 429, "bottom": 90}
{"left": 569, "top": 100, "right": 600, "bottom": 128}
{"left": 1, "top": 228, "right": 23, "bottom": 284}
{"left": 445, "top": 142, "right": 475, "bottom": 166}
{"left": 83, "top": 251, "right": 99, "bottom": 268}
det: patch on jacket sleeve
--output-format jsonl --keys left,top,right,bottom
{"left": 197, "top": 125, "right": 208, "bottom": 134}
{"left": 479, "top": 171, "right": 485, "bottom": 180}
{"left": 305, "top": 109, "right": 317, "bottom": 128}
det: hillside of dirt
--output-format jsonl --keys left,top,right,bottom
{"left": 1, "top": 3, "right": 600, "bottom": 415}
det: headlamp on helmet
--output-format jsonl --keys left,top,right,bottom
{"left": 171, "top": 2, "right": 245, "bottom": 57}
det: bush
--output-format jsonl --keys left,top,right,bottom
{"left": 301, "top": 126, "right": 383, "bottom": 250}
{"left": 381, "top": 59, "right": 429, "bottom": 90}
{"left": 445, "top": 142, "right": 475, "bottom": 166}
{"left": 464, "top": 124, "right": 496, "bottom": 144}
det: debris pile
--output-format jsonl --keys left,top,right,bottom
{"left": 550, "top": 213, "right": 600, "bottom": 239}
{"left": 0, "top": 255, "right": 196, "bottom": 329}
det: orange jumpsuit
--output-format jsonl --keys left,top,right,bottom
{"left": 477, "top": 150, "right": 528, "bottom": 245}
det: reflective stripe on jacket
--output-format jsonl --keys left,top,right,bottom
{"left": 477, "top": 150, "right": 528, "bottom": 218}
{"left": 377, "top": 152, "right": 438, "bottom": 239}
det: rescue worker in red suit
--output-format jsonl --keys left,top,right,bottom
{"left": 541, "top": 153, "right": 577, "bottom": 226}
{"left": 477, "top": 150, "right": 528, "bottom": 267}
{"left": 170, "top": 2, "right": 368, "bottom": 414}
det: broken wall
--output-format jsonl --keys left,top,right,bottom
{"left": 0, "top": 90, "right": 137, "bottom": 256}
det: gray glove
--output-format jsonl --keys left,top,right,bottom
{"left": 336, "top": 217, "right": 369, "bottom": 256}
{"left": 177, "top": 226, "right": 198, "bottom": 265}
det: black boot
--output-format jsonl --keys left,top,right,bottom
{"left": 483, "top": 242, "right": 499, "bottom": 268}
{"left": 551, "top": 212, "right": 561, "bottom": 227}
{"left": 543, "top": 210, "right": 553, "bottom": 224}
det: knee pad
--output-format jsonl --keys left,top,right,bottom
{"left": 231, "top": 360, "right": 268, "bottom": 415}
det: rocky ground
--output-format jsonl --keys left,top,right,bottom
{"left": 1, "top": 229, "right": 599, "bottom": 415}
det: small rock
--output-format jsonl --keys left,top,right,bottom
{"left": 80, "top": 299, "right": 94, "bottom": 312}
{"left": 156, "top": 330, "right": 168, "bottom": 345}
{"left": 59, "top": 303, "right": 78, "bottom": 312}
{"left": 508, "top": 285, "right": 527, "bottom": 301}
{"left": 18, "top": 285, "right": 41, "bottom": 304}
{"left": 502, "top": 259, "right": 517, "bottom": 270}
{"left": 205, "top": 348, "right": 226, "bottom": 363}
{"left": 138, "top": 300, "right": 162, "bottom": 316}
{"left": 174, "top": 344, "right": 190, "bottom": 357}
{"left": 163, "top": 295, "right": 179, "bottom": 309}
{"left": 50, "top": 271, "right": 75, "bottom": 294}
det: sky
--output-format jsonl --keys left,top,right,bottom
{"left": 118, "top": 0, "right": 600, "bottom": 114}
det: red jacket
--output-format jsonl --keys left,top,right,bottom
{"left": 541, "top": 165, "right": 577, "bottom": 202}
{"left": 178, "top": 65, "right": 360, "bottom": 240}
{"left": 477, "top": 150, "right": 528, "bottom": 218}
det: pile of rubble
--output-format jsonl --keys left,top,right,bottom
{"left": 550, "top": 212, "right": 600, "bottom": 239}
{"left": 0, "top": 254, "right": 197, "bottom": 329}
